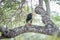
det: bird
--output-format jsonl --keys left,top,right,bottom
{"left": 25, "top": 13, "right": 33, "bottom": 26}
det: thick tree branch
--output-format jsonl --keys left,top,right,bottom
{"left": 0, "top": 25, "right": 60, "bottom": 39}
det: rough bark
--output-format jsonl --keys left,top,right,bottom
{"left": 0, "top": 25, "right": 60, "bottom": 39}
{"left": 35, "top": 5, "right": 58, "bottom": 32}
{"left": 39, "top": 0, "right": 43, "bottom": 7}
{"left": 35, "top": 0, "right": 59, "bottom": 33}
{"left": 44, "top": 0, "right": 50, "bottom": 16}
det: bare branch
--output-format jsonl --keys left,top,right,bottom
{"left": 0, "top": 25, "right": 60, "bottom": 39}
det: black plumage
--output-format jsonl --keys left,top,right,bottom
{"left": 26, "top": 13, "right": 32, "bottom": 23}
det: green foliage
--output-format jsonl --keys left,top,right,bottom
{"left": 51, "top": 11, "right": 60, "bottom": 27}
{"left": 0, "top": 0, "right": 19, "bottom": 25}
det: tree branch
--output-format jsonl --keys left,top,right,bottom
{"left": 0, "top": 25, "right": 60, "bottom": 39}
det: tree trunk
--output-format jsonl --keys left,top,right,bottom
{"left": 39, "top": 0, "right": 43, "bottom": 7}
{"left": 44, "top": 0, "right": 50, "bottom": 16}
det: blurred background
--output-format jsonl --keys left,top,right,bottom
{"left": 0, "top": 0, "right": 60, "bottom": 40}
